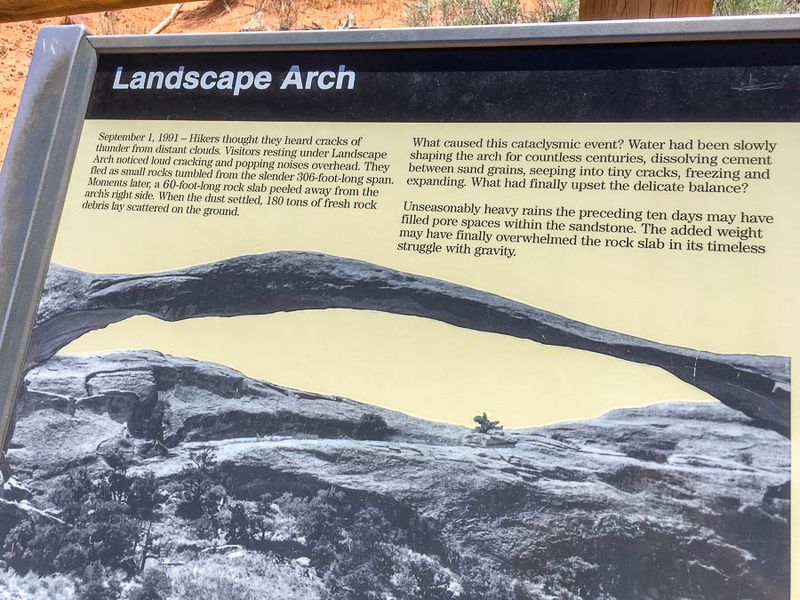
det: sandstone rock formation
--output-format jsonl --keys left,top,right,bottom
{"left": 26, "top": 252, "right": 790, "bottom": 436}
{"left": 6, "top": 351, "right": 790, "bottom": 599}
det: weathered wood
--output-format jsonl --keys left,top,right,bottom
{"left": 0, "top": 0, "right": 180, "bottom": 23}
{"left": 579, "top": 0, "right": 713, "bottom": 20}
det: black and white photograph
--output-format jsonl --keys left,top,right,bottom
{"left": 0, "top": 252, "right": 790, "bottom": 599}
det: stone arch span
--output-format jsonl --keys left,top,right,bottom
{"left": 27, "top": 251, "right": 789, "bottom": 436}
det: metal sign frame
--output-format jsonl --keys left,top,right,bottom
{"left": 1, "top": 14, "right": 799, "bottom": 453}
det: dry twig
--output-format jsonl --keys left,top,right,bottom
{"left": 339, "top": 11, "right": 356, "bottom": 28}
{"left": 149, "top": 2, "right": 184, "bottom": 34}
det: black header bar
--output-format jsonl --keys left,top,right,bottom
{"left": 87, "top": 40, "right": 800, "bottom": 122}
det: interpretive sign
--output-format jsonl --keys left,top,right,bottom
{"left": 0, "top": 19, "right": 797, "bottom": 598}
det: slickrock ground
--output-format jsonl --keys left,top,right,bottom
{"left": 3, "top": 348, "right": 789, "bottom": 599}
